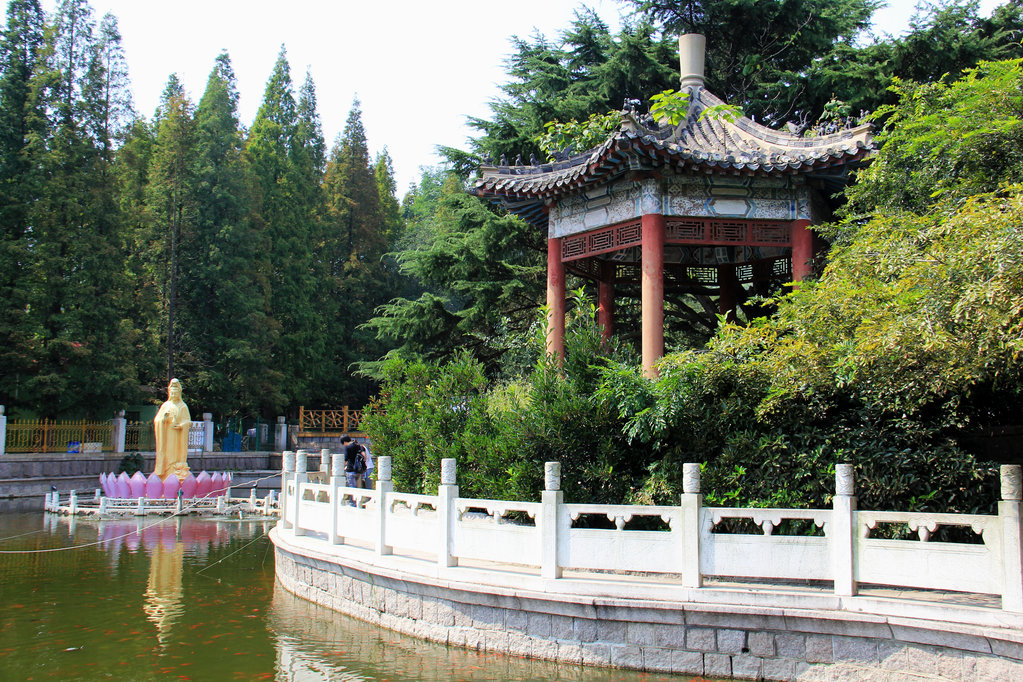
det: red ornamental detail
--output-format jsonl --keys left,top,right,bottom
{"left": 562, "top": 217, "right": 795, "bottom": 262}
{"left": 666, "top": 217, "right": 793, "bottom": 247}
{"left": 561, "top": 220, "right": 643, "bottom": 262}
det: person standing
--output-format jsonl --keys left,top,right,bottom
{"left": 341, "top": 436, "right": 364, "bottom": 490}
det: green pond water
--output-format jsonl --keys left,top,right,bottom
{"left": 0, "top": 504, "right": 721, "bottom": 681}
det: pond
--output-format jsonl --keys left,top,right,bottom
{"left": 0, "top": 505, "right": 723, "bottom": 681}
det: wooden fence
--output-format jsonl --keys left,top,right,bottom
{"left": 5, "top": 418, "right": 113, "bottom": 454}
{"left": 297, "top": 406, "right": 364, "bottom": 436}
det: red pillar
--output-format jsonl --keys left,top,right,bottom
{"left": 641, "top": 214, "right": 665, "bottom": 378}
{"left": 546, "top": 237, "right": 566, "bottom": 363}
{"left": 791, "top": 219, "right": 814, "bottom": 283}
{"left": 597, "top": 260, "right": 615, "bottom": 341}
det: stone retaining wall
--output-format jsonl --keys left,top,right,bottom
{"left": 273, "top": 530, "right": 1023, "bottom": 681}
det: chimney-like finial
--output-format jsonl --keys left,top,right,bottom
{"left": 679, "top": 34, "right": 706, "bottom": 88}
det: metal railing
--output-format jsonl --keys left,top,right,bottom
{"left": 5, "top": 418, "right": 113, "bottom": 454}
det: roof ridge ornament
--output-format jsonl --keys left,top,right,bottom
{"left": 679, "top": 34, "right": 706, "bottom": 89}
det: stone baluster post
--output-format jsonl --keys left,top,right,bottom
{"left": 0, "top": 405, "right": 6, "bottom": 455}
{"left": 112, "top": 410, "right": 127, "bottom": 454}
{"left": 540, "top": 462, "right": 563, "bottom": 579}
{"left": 438, "top": 458, "right": 458, "bottom": 568}
{"left": 832, "top": 463, "right": 858, "bottom": 597}
{"left": 202, "top": 413, "right": 214, "bottom": 453}
{"left": 376, "top": 456, "right": 393, "bottom": 556}
{"left": 330, "top": 452, "right": 345, "bottom": 545}
{"left": 320, "top": 449, "right": 330, "bottom": 479}
{"left": 281, "top": 450, "right": 295, "bottom": 529}
{"left": 681, "top": 463, "right": 703, "bottom": 588}
{"left": 1000, "top": 465, "right": 1023, "bottom": 612}
{"left": 275, "top": 416, "right": 287, "bottom": 452}
{"left": 294, "top": 450, "right": 308, "bottom": 536}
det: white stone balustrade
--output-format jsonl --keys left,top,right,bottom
{"left": 278, "top": 461, "right": 1023, "bottom": 613}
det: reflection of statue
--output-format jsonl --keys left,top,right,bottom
{"left": 143, "top": 540, "right": 185, "bottom": 646}
{"left": 154, "top": 378, "right": 192, "bottom": 481}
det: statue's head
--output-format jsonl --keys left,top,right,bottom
{"left": 168, "top": 378, "right": 182, "bottom": 400}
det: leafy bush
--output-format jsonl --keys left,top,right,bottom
{"left": 117, "top": 452, "right": 144, "bottom": 476}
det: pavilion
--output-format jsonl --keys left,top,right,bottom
{"left": 475, "top": 34, "right": 873, "bottom": 377}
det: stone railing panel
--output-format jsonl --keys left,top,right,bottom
{"left": 384, "top": 492, "right": 440, "bottom": 557}
{"left": 700, "top": 507, "right": 832, "bottom": 581}
{"left": 453, "top": 498, "right": 541, "bottom": 567}
{"left": 562, "top": 503, "right": 682, "bottom": 573}
{"left": 855, "top": 510, "right": 1000, "bottom": 594}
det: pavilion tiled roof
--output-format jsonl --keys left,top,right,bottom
{"left": 475, "top": 86, "right": 873, "bottom": 224}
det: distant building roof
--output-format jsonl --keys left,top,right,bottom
{"left": 476, "top": 86, "right": 873, "bottom": 228}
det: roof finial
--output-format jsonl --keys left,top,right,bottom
{"left": 679, "top": 34, "right": 706, "bottom": 89}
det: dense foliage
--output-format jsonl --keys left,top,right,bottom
{"left": 367, "top": 53, "right": 1023, "bottom": 512}
{"left": 0, "top": 1, "right": 402, "bottom": 419}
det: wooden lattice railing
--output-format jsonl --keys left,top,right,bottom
{"left": 298, "top": 406, "right": 364, "bottom": 436}
{"left": 5, "top": 418, "right": 113, "bottom": 454}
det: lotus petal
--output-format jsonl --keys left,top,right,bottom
{"left": 210, "top": 472, "right": 224, "bottom": 497}
{"left": 100, "top": 473, "right": 113, "bottom": 498}
{"left": 195, "top": 471, "right": 212, "bottom": 499}
{"left": 162, "top": 474, "right": 180, "bottom": 500}
{"left": 145, "top": 473, "right": 163, "bottom": 499}
{"left": 180, "top": 473, "right": 197, "bottom": 499}
{"left": 129, "top": 471, "right": 147, "bottom": 498}
{"left": 116, "top": 472, "right": 132, "bottom": 499}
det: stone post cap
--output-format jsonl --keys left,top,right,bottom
{"left": 441, "top": 458, "right": 457, "bottom": 486}
{"left": 377, "top": 456, "right": 392, "bottom": 482}
{"left": 544, "top": 462, "right": 562, "bottom": 491}
{"left": 282, "top": 451, "right": 296, "bottom": 472}
{"left": 683, "top": 463, "right": 701, "bottom": 494}
{"left": 203, "top": 412, "right": 212, "bottom": 421}
{"left": 836, "top": 463, "right": 855, "bottom": 497}
{"left": 116, "top": 409, "right": 125, "bottom": 418}
{"left": 1002, "top": 464, "right": 1022, "bottom": 501}
{"left": 0, "top": 405, "right": 5, "bottom": 416}
{"left": 277, "top": 416, "right": 286, "bottom": 423}
{"left": 331, "top": 453, "right": 345, "bottom": 476}
{"left": 296, "top": 450, "right": 308, "bottom": 474}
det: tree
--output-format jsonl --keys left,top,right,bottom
{"left": 244, "top": 46, "right": 324, "bottom": 411}
{"left": 22, "top": 0, "right": 137, "bottom": 415}
{"left": 146, "top": 75, "right": 196, "bottom": 384}
{"left": 317, "top": 99, "right": 391, "bottom": 404}
{"left": 180, "top": 52, "right": 277, "bottom": 415}
{"left": 363, "top": 170, "right": 545, "bottom": 374}
{"left": 0, "top": 0, "right": 46, "bottom": 409}
{"left": 623, "top": 0, "right": 880, "bottom": 125}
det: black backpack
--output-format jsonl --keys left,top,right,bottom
{"left": 352, "top": 446, "right": 367, "bottom": 474}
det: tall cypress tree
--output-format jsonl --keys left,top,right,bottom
{"left": 26, "top": 0, "right": 136, "bottom": 415}
{"left": 184, "top": 52, "right": 278, "bottom": 415}
{"left": 245, "top": 46, "right": 323, "bottom": 411}
{"left": 146, "top": 75, "right": 196, "bottom": 385}
{"left": 0, "top": 0, "right": 45, "bottom": 408}
{"left": 318, "top": 99, "right": 390, "bottom": 404}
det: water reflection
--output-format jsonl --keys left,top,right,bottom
{"left": 0, "top": 510, "right": 710, "bottom": 681}
{"left": 269, "top": 582, "right": 709, "bottom": 682}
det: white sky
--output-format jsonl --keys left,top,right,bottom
{"left": 19, "top": 1, "right": 1006, "bottom": 193}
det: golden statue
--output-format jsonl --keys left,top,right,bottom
{"left": 154, "top": 378, "right": 192, "bottom": 481}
